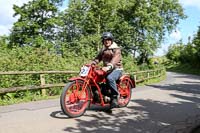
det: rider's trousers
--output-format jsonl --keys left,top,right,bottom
{"left": 106, "top": 69, "right": 122, "bottom": 96}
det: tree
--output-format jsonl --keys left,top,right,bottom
{"left": 58, "top": 0, "right": 122, "bottom": 51}
{"left": 60, "top": 0, "right": 185, "bottom": 60}
{"left": 166, "top": 25, "right": 200, "bottom": 68}
{"left": 9, "top": 0, "right": 186, "bottom": 63}
{"left": 9, "top": 0, "right": 63, "bottom": 47}
{"left": 116, "top": 0, "right": 186, "bottom": 62}
{"left": 192, "top": 26, "right": 200, "bottom": 66}
{"left": 166, "top": 41, "right": 184, "bottom": 63}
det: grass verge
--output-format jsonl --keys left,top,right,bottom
{"left": 166, "top": 63, "right": 200, "bottom": 76}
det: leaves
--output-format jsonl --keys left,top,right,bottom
{"left": 8, "top": 0, "right": 186, "bottom": 62}
{"left": 10, "top": 0, "right": 60, "bottom": 47}
{"left": 166, "top": 29, "right": 200, "bottom": 67}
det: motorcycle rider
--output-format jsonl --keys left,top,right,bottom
{"left": 91, "top": 32, "right": 123, "bottom": 108}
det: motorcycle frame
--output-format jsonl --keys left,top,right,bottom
{"left": 68, "top": 64, "right": 135, "bottom": 107}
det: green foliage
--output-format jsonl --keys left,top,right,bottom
{"left": 1, "top": 0, "right": 185, "bottom": 105}
{"left": 0, "top": 90, "right": 55, "bottom": 105}
{"left": 8, "top": 0, "right": 186, "bottom": 63}
{"left": 122, "top": 55, "right": 138, "bottom": 72}
{"left": 192, "top": 26, "right": 200, "bottom": 66}
{"left": 166, "top": 26, "right": 200, "bottom": 69}
{"left": 9, "top": 0, "right": 60, "bottom": 47}
{"left": 57, "top": 0, "right": 185, "bottom": 60}
{"left": 0, "top": 42, "right": 165, "bottom": 105}
{"left": 115, "top": 0, "right": 185, "bottom": 62}
{"left": 166, "top": 41, "right": 184, "bottom": 63}
{"left": 166, "top": 63, "right": 200, "bottom": 76}
{"left": 0, "top": 40, "right": 84, "bottom": 95}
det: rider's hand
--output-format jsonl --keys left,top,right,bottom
{"left": 91, "top": 63, "right": 96, "bottom": 67}
{"left": 102, "top": 65, "right": 113, "bottom": 72}
{"left": 102, "top": 66, "right": 109, "bottom": 72}
{"left": 89, "top": 61, "right": 96, "bottom": 67}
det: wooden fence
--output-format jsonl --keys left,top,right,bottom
{"left": 0, "top": 68, "right": 165, "bottom": 94}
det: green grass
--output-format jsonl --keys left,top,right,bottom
{"left": 0, "top": 93, "right": 60, "bottom": 106}
{"left": 0, "top": 88, "right": 62, "bottom": 106}
{"left": 136, "top": 73, "right": 166, "bottom": 86}
{"left": 166, "top": 63, "right": 200, "bottom": 76}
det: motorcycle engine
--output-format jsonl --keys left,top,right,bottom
{"left": 100, "top": 83, "right": 111, "bottom": 103}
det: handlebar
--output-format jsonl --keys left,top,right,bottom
{"left": 86, "top": 64, "right": 106, "bottom": 76}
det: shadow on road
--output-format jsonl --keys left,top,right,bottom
{"left": 191, "top": 125, "right": 200, "bottom": 133}
{"left": 50, "top": 110, "right": 70, "bottom": 119}
{"left": 172, "top": 74, "right": 200, "bottom": 80}
{"left": 50, "top": 76, "right": 200, "bottom": 133}
{"left": 59, "top": 99, "right": 199, "bottom": 133}
{"left": 50, "top": 105, "right": 112, "bottom": 120}
{"left": 147, "top": 82, "right": 200, "bottom": 94}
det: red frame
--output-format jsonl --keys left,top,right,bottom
{"left": 68, "top": 64, "right": 135, "bottom": 107}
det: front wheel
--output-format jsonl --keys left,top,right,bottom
{"left": 60, "top": 80, "right": 91, "bottom": 118}
{"left": 117, "top": 77, "right": 132, "bottom": 107}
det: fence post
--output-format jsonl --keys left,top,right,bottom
{"left": 147, "top": 72, "right": 150, "bottom": 83}
{"left": 40, "top": 74, "right": 46, "bottom": 96}
{"left": 134, "top": 75, "right": 137, "bottom": 83}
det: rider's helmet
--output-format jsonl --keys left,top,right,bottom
{"left": 101, "top": 32, "right": 114, "bottom": 43}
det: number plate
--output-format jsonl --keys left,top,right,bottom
{"left": 79, "top": 66, "right": 90, "bottom": 77}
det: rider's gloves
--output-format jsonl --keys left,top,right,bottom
{"left": 102, "top": 64, "right": 113, "bottom": 72}
{"left": 102, "top": 66, "right": 109, "bottom": 72}
{"left": 107, "top": 63, "right": 113, "bottom": 71}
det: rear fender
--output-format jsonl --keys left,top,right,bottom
{"left": 119, "top": 75, "right": 136, "bottom": 89}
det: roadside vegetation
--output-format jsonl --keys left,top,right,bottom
{"left": 165, "top": 26, "right": 200, "bottom": 76}
{"left": 166, "top": 63, "right": 200, "bottom": 76}
{"left": 0, "top": 0, "right": 185, "bottom": 105}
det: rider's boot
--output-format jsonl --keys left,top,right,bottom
{"left": 93, "top": 90, "right": 100, "bottom": 103}
{"left": 110, "top": 95, "right": 119, "bottom": 108}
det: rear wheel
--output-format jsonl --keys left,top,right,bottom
{"left": 118, "top": 78, "right": 132, "bottom": 107}
{"left": 60, "top": 80, "right": 91, "bottom": 118}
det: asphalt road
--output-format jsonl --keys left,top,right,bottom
{"left": 0, "top": 72, "right": 200, "bottom": 133}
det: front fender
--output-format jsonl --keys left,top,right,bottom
{"left": 68, "top": 77, "right": 85, "bottom": 82}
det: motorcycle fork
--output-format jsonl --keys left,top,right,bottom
{"left": 76, "top": 78, "right": 106, "bottom": 106}
{"left": 75, "top": 79, "right": 90, "bottom": 101}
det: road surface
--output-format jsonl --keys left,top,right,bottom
{"left": 0, "top": 72, "right": 200, "bottom": 133}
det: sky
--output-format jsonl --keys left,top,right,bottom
{"left": 156, "top": 0, "right": 200, "bottom": 56}
{"left": 0, "top": 0, "right": 200, "bottom": 56}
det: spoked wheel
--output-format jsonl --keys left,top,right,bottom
{"left": 117, "top": 78, "right": 132, "bottom": 107}
{"left": 60, "top": 80, "right": 91, "bottom": 118}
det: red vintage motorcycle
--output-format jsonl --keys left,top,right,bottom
{"left": 60, "top": 64, "right": 135, "bottom": 118}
